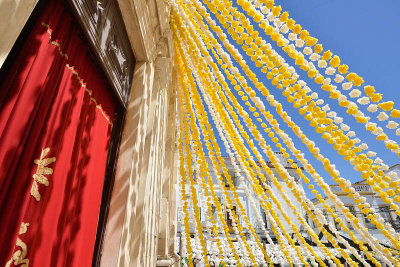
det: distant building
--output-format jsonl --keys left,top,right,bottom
{"left": 311, "top": 164, "right": 400, "bottom": 244}
{"left": 177, "top": 152, "right": 306, "bottom": 245}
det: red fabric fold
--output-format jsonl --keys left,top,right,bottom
{"left": 0, "top": 1, "right": 115, "bottom": 266}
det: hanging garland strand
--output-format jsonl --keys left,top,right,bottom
{"left": 173, "top": 22, "right": 268, "bottom": 265}
{"left": 255, "top": 0, "right": 400, "bottom": 122}
{"left": 175, "top": 6, "right": 340, "bottom": 263}
{"left": 174, "top": 36, "right": 242, "bottom": 266}
{"left": 191, "top": 0, "right": 400, "bottom": 250}
{"left": 205, "top": 0, "right": 400, "bottom": 212}
{"left": 177, "top": 115, "right": 195, "bottom": 266}
{"left": 184, "top": 0, "right": 396, "bottom": 262}
{"left": 179, "top": 3, "right": 379, "bottom": 266}
{"left": 179, "top": 2, "right": 394, "bottom": 264}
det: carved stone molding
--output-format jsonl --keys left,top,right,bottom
{"left": 67, "top": 0, "right": 135, "bottom": 107}
{"left": 117, "top": 0, "right": 173, "bottom": 63}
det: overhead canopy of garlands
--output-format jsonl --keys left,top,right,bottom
{"left": 172, "top": 0, "right": 400, "bottom": 266}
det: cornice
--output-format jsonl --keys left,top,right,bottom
{"left": 117, "top": 0, "right": 173, "bottom": 62}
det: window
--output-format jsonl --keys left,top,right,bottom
{"left": 306, "top": 213, "right": 316, "bottom": 229}
{"left": 362, "top": 213, "right": 377, "bottom": 229}
{"left": 323, "top": 209, "right": 330, "bottom": 224}
{"left": 226, "top": 206, "right": 237, "bottom": 228}
{"left": 262, "top": 211, "right": 268, "bottom": 229}
{"left": 331, "top": 207, "right": 341, "bottom": 231}
{"left": 345, "top": 205, "right": 357, "bottom": 230}
{"left": 379, "top": 206, "right": 395, "bottom": 227}
{"left": 222, "top": 173, "right": 237, "bottom": 188}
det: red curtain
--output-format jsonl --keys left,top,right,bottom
{"left": 0, "top": 1, "right": 115, "bottom": 266}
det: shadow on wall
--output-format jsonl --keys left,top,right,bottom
{"left": 0, "top": 0, "right": 39, "bottom": 66}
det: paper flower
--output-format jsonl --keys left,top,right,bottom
{"left": 338, "top": 64, "right": 349, "bottom": 74}
{"left": 303, "top": 46, "right": 312, "bottom": 55}
{"left": 364, "top": 85, "right": 375, "bottom": 96}
{"left": 390, "top": 109, "right": 400, "bottom": 118}
{"left": 334, "top": 74, "right": 344, "bottom": 83}
{"left": 318, "top": 60, "right": 327, "bottom": 68}
{"left": 329, "top": 55, "right": 341, "bottom": 67}
{"left": 334, "top": 117, "right": 343, "bottom": 124}
{"left": 310, "top": 53, "right": 320, "bottom": 61}
{"left": 386, "top": 121, "right": 399, "bottom": 130}
{"left": 377, "top": 112, "right": 389, "bottom": 121}
{"left": 346, "top": 131, "right": 355, "bottom": 137}
{"left": 295, "top": 39, "right": 305, "bottom": 48}
{"left": 325, "top": 67, "right": 336, "bottom": 75}
{"left": 378, "top": 101, "right": 394, "bottom": 111}
{"left": 342, "top": 82, "right": 352, "bottom": 90}
{"left": 338, "top": 94, "right": 347, "bottom": 102}
{"left": 357, "top": 97, "right": 370, "bottom": 105}
{"left": 349, "top": 89, "right": 361, "bottom": 98}
{"left": 322, "top": 104, "right": 330, "bottom": 111}
{"left": 327, "top": 111, "right": 336, "bottom": 117}
{"left": 367, "top": 104, "right": 378, "bottom": 113}
{"left": 373, "top": 127, "right": 384, "bottom": 135}
{"left": 341, "top": 124, "right": 350, "bottom": 131}
{"left": 359, "top": 143, "right": 368, "bottom": 150}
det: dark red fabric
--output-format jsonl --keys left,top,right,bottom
{"left": 0, "top": 1, "right": 115, "bottom": 266}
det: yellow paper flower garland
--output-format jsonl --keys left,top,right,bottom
{"left": 176, "top": 59, "right": 227, "bottom": 264}
{"left": 199, "top": 0, "right": 400, "bottom": 224}
{"left": 172, "top": 0, "right": 400, "bottom": 265}
{"left": 174, "top": 33, "right": 243, "bottom": 264}
{"left": 188, "top": 0, "right": 400, "bottom": 258}
{"left": 254, "top": 0, "right": 400, "bottom": 123}
{"left": 173, "top": 8, "right": 346, "bottom": 266}
{"left": 173, "top": 19, "right": 269, "bottom": 264}
{"left": 208, "top": 0, "right": 400, "bottom": 205}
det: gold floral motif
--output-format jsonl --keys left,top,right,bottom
{"left": 41, "top": 22, "right": 113, "bottom": 127}
{"left": 5, "top": 223, "right": 30, "bottom": 267}
{"left": 30, "top": 148, "right": 56, "bottom": 201}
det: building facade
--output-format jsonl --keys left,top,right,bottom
{"left": 176, "top": 153, "right": 307, "bottom": 255}
{"left": 311, "top": 164, "right": 400, "bottom": 245}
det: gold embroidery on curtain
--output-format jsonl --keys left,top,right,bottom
{"left": 5, "top": 223, "right": 30, "bottom": 267}
{"left": 41, "top": 22, "right": 113, "bottom": 127}
{"left": 30, "top": 148, "right": 56, "bottom": 201}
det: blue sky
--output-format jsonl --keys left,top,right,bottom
{"left": 198, "top": 0, "right": 400, "bottom": 198}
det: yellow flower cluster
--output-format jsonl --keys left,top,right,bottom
{"left": 178, "top": 99, "right": 210, "bottom": 265}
